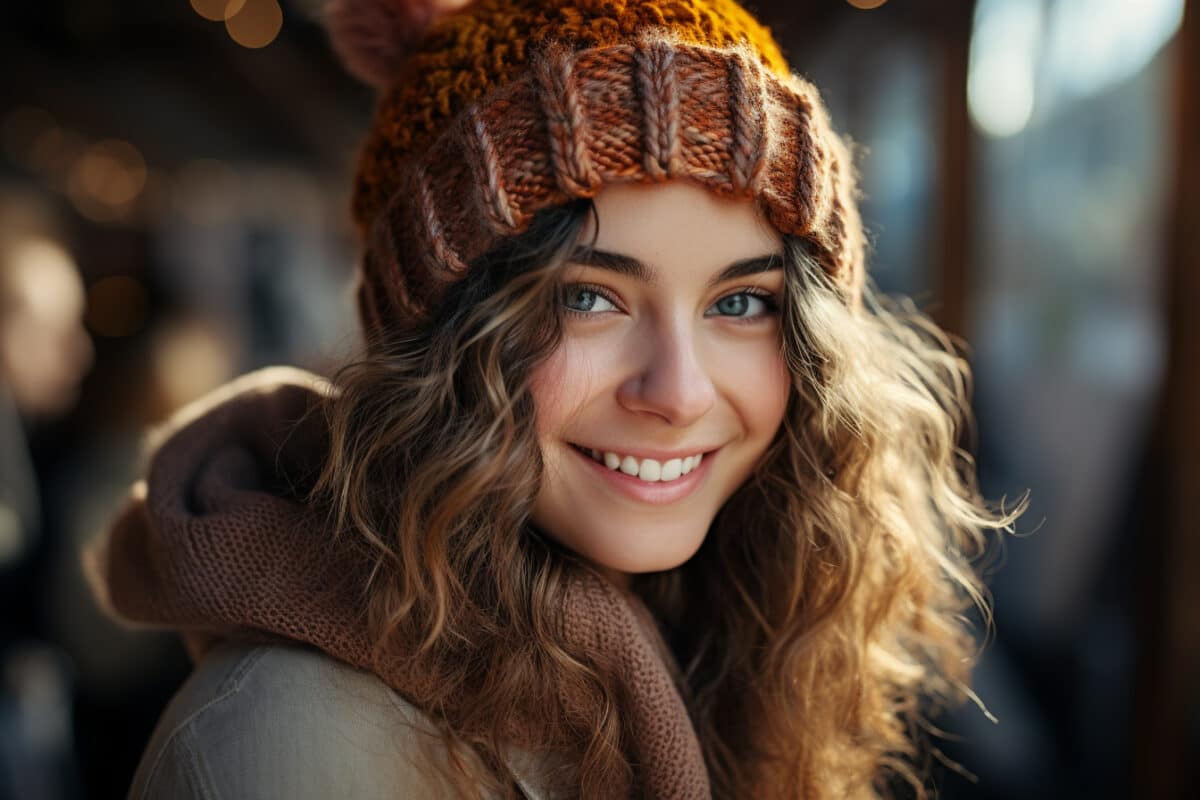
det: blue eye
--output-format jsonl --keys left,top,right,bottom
{"left": 700, "top": 292, "right": 777, "bottom": 321}
{"left": 562, "top": 286, "right": 619, "bottom": 314}
{"left": 564, "top": 281, "right": 782, "bottom": 319}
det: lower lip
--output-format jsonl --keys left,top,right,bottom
{"left": 568, "top": 444, "right": 717, "bottom": 505}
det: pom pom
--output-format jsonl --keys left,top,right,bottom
{"left": 324, "top": 0, "right": 475, "bottom": 89}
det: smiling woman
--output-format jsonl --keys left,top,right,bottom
{"left": 530, "top": 180, "right": 792, "bottom": 586}
{"left": 83, "top": 1, "right": 1029, "bottom": 799}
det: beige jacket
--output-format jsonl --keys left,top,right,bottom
{"left": 131, "top": 640, "right": 553, "bottom": 799}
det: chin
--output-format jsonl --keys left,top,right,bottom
{"left": 556, "top": 522, "right": 705, "bottom": 578}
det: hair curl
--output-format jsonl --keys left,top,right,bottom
{"left": 309, "top": 195, "right": 1029, "bottom": 799}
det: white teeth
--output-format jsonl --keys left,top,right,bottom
{"left": 578, "top": 445, "right": 707, "bottom": 483}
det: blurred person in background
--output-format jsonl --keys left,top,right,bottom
{"left": 0, "top": 198, "right": 91, "bottom": 800}
{"left": 0, "top": 231, "right": 93, "bottom": 563}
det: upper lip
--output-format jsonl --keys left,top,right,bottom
{"left": 569, "top": 441, "right": 720, "bottom": 462}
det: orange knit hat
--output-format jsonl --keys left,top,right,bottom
{"left": 324, "top": 0, "right": 866, "bottom": 340}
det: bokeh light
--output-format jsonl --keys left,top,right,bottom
{"left": 3, "top": 239, "right": 81, "bottom": 315}
{"left": 225, "top": 0, "right": 283, "bottom": 49}
{"left": 968, "top": 0, "right": 1041, "bottom": 138}
{"left": 846, "top": 0, "right": 889, "bottom": 9}
{"left": 85, "top": 276, "right": 149, "bottom": 338}
{"left": 66, "top": 140, "right": 147, "bottom": 222}
{"left": 1043, "top": 0, "right": 1183, "bottom": 104}
{"left": 190, "top": 0, "right": 247, "bottom": 22}
{"left": 0, "top": 238, "right": 93, "bottom": 417}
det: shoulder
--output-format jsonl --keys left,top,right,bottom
{"left": 130, "top": 640, "right": 473, "bottom": 800}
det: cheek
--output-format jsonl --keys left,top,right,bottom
{"left": 528, "top": 337, "right": 598, "bottom": 438}
{"left": 716, "top": 337, "right": 792, "bottom": 434}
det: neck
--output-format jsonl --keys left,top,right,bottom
{"left": 595, "top": 563, "right": 633, "bottom": 593}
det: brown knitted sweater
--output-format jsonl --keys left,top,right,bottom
{"left": 85, "top": 367, "right": 709, "bottom": 798}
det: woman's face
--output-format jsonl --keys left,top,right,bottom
{"left": 529, "top": 179, "right": 791, "bottom": 588}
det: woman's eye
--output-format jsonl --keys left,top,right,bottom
{"left": 707, "top": 292, "right": 776, "bottom": 319}
{"left": 562, "top": 286, "right": 618, "bottom": 314}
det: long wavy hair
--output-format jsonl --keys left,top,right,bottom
{"left": 308, "top": 195, "right": 1029, "bottom": 799}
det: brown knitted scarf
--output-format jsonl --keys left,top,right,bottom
{"left": 84, "top": 367, "right": 709, "bottom": 798}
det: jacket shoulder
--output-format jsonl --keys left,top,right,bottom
{"left": 129, "top": 641, "right": 477, "bottom": 800}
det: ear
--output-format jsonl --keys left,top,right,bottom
{"left": 324, "top": 0, "right": 476, "bottom": 89}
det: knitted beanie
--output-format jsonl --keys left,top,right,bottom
{"left": 324, "top": 0, "right": 866, "bottom": 340}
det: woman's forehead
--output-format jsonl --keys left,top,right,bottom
{"left": 574, "top": 181, "right": 784, "bottom": 283}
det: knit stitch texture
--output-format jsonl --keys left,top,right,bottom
{"left": 328, "top": 0, "right": 867, "bottom": 340}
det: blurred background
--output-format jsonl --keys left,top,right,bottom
{"left": 0, "top": 0, "right": 1195, "bottom": 798}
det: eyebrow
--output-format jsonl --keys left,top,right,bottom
{"left": 567, "top": 247, "right": 784, "bottom": 290}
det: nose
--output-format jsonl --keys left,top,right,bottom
{"left": 616, "top": 319, "right": 715, "bottom": 426}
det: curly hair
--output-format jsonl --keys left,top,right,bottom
{"left": 308, "top": 195, "right": 1029, "bottom": 799}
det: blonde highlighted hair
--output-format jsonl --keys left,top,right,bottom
{"left": 310, "top": 196, "right": 1028, "bottom": 798}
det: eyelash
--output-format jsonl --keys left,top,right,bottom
{"left": 560, "top": 283, "right": 781, "bottom": 325}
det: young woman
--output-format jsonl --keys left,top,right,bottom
{"left": 85, "top": 1, "right": 1028, "bottom": 798}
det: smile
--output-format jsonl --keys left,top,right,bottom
{"left": 567, "top": 442, "right": 717, "bottom": 504}
{"left": 569, "top": 444, "right": 706, "bottom": 481}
